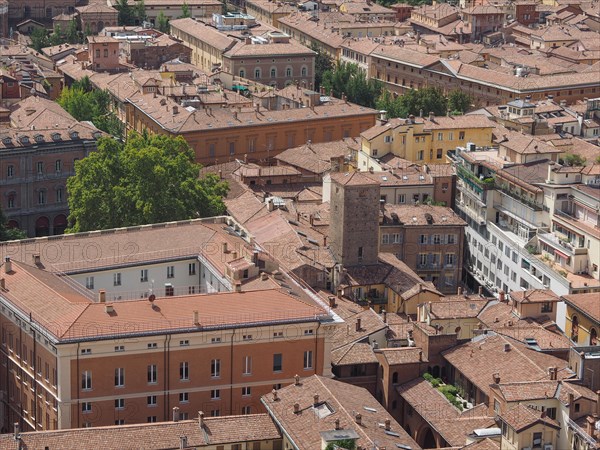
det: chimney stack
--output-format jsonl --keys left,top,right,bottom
{"left": 98, "top": 290, "right": 106, "bottom": 303}
{"left": 33, "top": 254, "right": 41, "bottom": 265}
{"left": 478, "top": 286, "right": 484, "bottom": 296}
{"left": 457, "top": 286, "right": 462, "bottom": 295}
{"left": 105, "top": 304, "right": 114, "bottom": 314}
{"left": 272, "top": 389, "right": 279, "bottom": 401}
{"left": 293, "top": 402, "right": 300, "bottom": 413}
{"left": 328, "top": 296, "right": 336, "bottom": 308}
{"left": 0, "top": 278, "right": 4, "bottom": 290}
{"left": 335, "top": 418, "right": 340, "bottom": 430}
{"left": 428, "top": 111, "right": 435, "bottom": 121}
{"left": 235, "top": 282, "right": 242, "bottom": 293}
{"left": 355, "top": 318, "right": 361, "bottom": 332}
{"left": 313, "top": 394, "right": 319, "bottom": 405}
{"left": 493, "top": 373, "right": 501, "bottom": 384}
{"left": 222, "top": 242, "right": 228, "bottom": 253}
{"left": 294, "top": 374, "right": 300, "bottom": 385}
{"left": 499, "top": 290, "right": 506, "bottom": 302}
{"left": 198, "top": 411, "right": 204, "bottom": 428}
{"left": 13, "top": 423, "right": 19, "bottom": 441}
{"left": 549, "top": 367, "right": 557, "bottom": 381}
{"left": 4, "top": 257, "right": 11, "bottom": 274}
{"left": 173, "top": 407, "right": 180, "bottom": 422}
{"left": 504, "top": 343, "right": 511, "bottom": 352}
{"left": 586, "top": 416, "right": 597, "bottom": 437}
{"left": 382, "top": 309, "right": 387, "bottom": 323}
{"left": 384, "top": 418, "right": 391, "bottom": 431}
{"left": 596, "top": 391, "right": 600, "bottom": 416}
{"left": 355, "top": 413, "right": 362, "bottom": 425}
{"left": 193, "top": 310, "right": 199, "bottom": 326}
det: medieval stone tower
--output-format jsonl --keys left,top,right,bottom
{"left": 329, "top": 172, "right": 381, "bottom": 267}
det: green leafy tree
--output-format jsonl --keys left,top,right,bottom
{"left": 321, "top": 62, "right": 381, "bottom": 108}
{"left": 30, "top": 27, "right": 49, "bottom": 52}
{"left": 447, "top": 89, "right": 471, "bottom": 114}
{"left": 311, "top": 42, "right": 333, "bottom": 91}
{"left": 562, "top": 153, "right": 586, "bottom": 166}
{"left": 156, "top": 12, "right": 170, "bottom": 32}
{"left": 325, "top": 440, "right": 356, "bottom": 450}
{"left": 67, "top": 134, "right": 229, "bottom": 232}
{"left": 135, "top": 0, "right": 147, "bottom": 23}
{"left": 116, "top": 0, "right": 136, "bottom": 25}
{"left": 596, "top": 155, "right": 600, "bottom": 164}
{"left": 180, "top": 2, "right": 191, "bottom": 18}
{"left": 66, "top": 20, "right": 80, "bottom": 44}
{"left": 49, "top": 25, "right": 63, "bottom": 46}
{"left": 377, "top": 86, "right": 448, "bottom": 119}
{"left": 0, "top": 208, "right": 26, "bottom": 241}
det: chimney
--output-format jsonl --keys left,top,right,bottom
{"left": 337, "top": 288, "right": 343, "bottom": 299}
{"left": 568, "top": 393, "right": 575, "bottom": 415}
{"left": 504, "top": 343, "right": 511, "bottom": 352}
{"left": 323, "top": 236, "right": 327, "bottom": 246}
{"left": 105, "top": 304, "right": 114, "bottom": 314}
{"left": 428, "top": 111, "right": 435, "bottom": 121}
{"left": 457, "top": 286, "right": 462, "bottom": 295}
{"left": 193, "top": 310, "right": 199, "bottom": 325}
{"left": 478, "top": 286, "right": 484, "bottom": 296}
{"left": 383, "top": 309, "right": 387, "bottom": 323}
{"left": 499, "top": 290, "right": 506, "bottom": 303}
{"left": 313, "top": 394, "right": 319, "bottom": 405}
{"left": 261, "top": 272, "right": 269, "bottom": 281}
{"left": 233, "top": 111, "right": 238, "bottom": 120}
{"left": 587, "top": 416, "right": 596, "bottom": 436}
{"left": 179, "top": 436, "right": 187, "bottom": 449}
{"left": 355, "top": 413, "right": 362, "bottom": 425}
{"left": 198, "top": 411, "right": 204, "bottom": 428}
{"left": 13, "top": 423, "right": 19, "bottom": 441}
{"left": 231, "top": 250, "right": 238, "bottom": 259}
{"left": 418, "top": 351, "right": 423, "bottom": 362}
{"left": 384, "top": 418, "right": 391, "bottom": 431}
{"left": 0, "top": 278, "right": 4, "bottom": 290}
{"left": 355, "top": 318, "right": 362, "bottom": 332}
{"left": 173, "top": 407, "right": 180, "bottom": 422}
{"left": 294, "top": 374, "right": 300, "bottom": 385}
{"left": 293, "top": 402, "right": 300, "bottom": 413}
{"left": 33, "top": 254, "right": 41, "bottom": 265}
{"left": 549, "top": 367, "right": 557, "bottom": 381}
{"left": 493, "top": 373, "right": 501, "bottom": 384}
{"left": 4, "top": 257, "right": 12, "bottom": 273}
{"left": 272, "top": 389, "right": 279, "bottom": 401}
{"left": 235, "top": 282, "right": 242, "bottom": 293}
{"left": 98, "top": 290, "right": 106, "bottom": 303}
{"left": 222, "top": 242, "right": 228, "bottom": 253}
{"left": 172, "top": 105, "right": 179, "bottom": 115}
{"left": 328, "top": 296, "right": 336, "bottom": 308}
{"left": 335, "top": 418, "right": 340, "bottom": 430}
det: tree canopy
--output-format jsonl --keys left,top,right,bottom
{"left": 156, "top": 12, "right": 170, "bottom": 32}
{"left": 30, "top": 21, "right": 83, "bottom": 52}
{"left": 311, "top": 43, "right": 333, "bottom": 91}
{"left": 447, "top": 89, "right": 472, "bottom": 114}
{"left": 66, "top": 133, "right": 229, "bottom": 232}
{"left": 321, "top": 62, "right": 382, "bottom": 108}
{"left": 376, "top": 86, "right": 449, "bottom": 118}
{"left": 116, "top": 0, "right": 147, "bottom": 25}
{"left": 58, "top": 77, "right": 123, "bottom": 139}
{"left": 0, "top": 208, "right": 26, "bottom": 241}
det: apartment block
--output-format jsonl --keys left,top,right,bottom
{"left": 0, "top": 217, "right": 339, "bottom": 433}
{"left": 360, "top": 114, "right": 495, "bottom": 165}
{"left": 380, "top": 204, "right": 467, "bottom": 294}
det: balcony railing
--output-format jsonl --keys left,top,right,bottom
{"left": 495, "top": 184, "right": 543, "bottom": 211}
{"left": 567, "top": 418, "right": 598, "bottom": 447}
{"left": 456, "top": 165, "right": 495, "bottom": 193}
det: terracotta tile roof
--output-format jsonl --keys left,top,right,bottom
{"left": 224, "top": 40, "right": 316, "bottom": 58}
{"left": 383, "top": 204, "right": 466, "bottom": 226}
{"left": 274, "top": 138, "right": 359, "bottom": 174}
{"left": 225, "top": 190, "right": 270, "bottom": 224}
{"left": 330, "top": 171, "right": 380, "bottom": 186}
{"left": 510, "top": 289, "right": 561, "bottom": 304}
{"left": 461, "top": 438, "right": 500, "bottom": 450}
{"left": 556, "top": 380, "right": 599, "bottom": 405}
{"left": 422, "top": 114, "right": 495, "bottom": 131}
{"left": 562, "top": 292, "right": 600, "bottom": 322}
{"left": 170, "top": 18, "right": 237, "bottom": 52}
{"left": 494, "top": 380, "right": 559, "bottom": 402}
{"left": 262, "top": 375, "right": 421, "bottom": 450}
{"left": 429, "top": 298, "right": 490, "bottom": 320}
{"left": 0, "top": 415, "right": 280, "bottom": 449}
{"left": 10, "top": 96, "right": 76, "bottom": 128}
{"left": 378, "top": 347, "right": 426, "bottom": 365}
{"left": 499, "top": 403, "right": 560, "bottom": 432}
{"left": 442, "top": 334, "right": 574, "bottom": 398}
{"left": 397, "top": 378, "right": 495, "bottom": 446}
{"left": 330, "top": 307, "right": 387, "bottom": 350}
{"left": 498, "top": 130, "right": 563, "bottom": 155}
{"left": 332, "top": 341, "right": 379, "bottom": 365}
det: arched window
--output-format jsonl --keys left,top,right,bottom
{"left": 591, "top": 328, "right": 598, "bottom": 346}
{"left": 286, "top": 67, "right": 292, "bottom": 77}
{"left": 270, "top": 68, "right": 276, "bottom": 78}
{"left": 239, "top": 69, "right": 245, "bottom": 78}
{"left": 301, "top": 66, "right": 307, "bottom": 77}
{"left": 392, "top": 372, "right": 398, "bottom": 384}
{"left": 254, "top": 68, "right": 261, "bottom": 79}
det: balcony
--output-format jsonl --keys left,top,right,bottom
{"left": 537, "top": 232, "right": 587, "bottom": 257}
{"left": 456, "top": 165, "right": 495, "bottom": 194}
{"left": 417, "top": 263, "right": 441, "bottom": 270}
{"left": 456, "top": 200, "right": 486, "bottom": 225}
{"left": 495, "top": 185, "right": 543, "bottom": 213}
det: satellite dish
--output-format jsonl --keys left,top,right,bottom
{"left": 148, "top": 294, "right": 156, "bottom": 303}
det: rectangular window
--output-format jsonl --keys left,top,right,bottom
{"left": 81, "top": 402, "right": 92, "bottom": 413}
{"left": 242, "top": 406, "right": 251, "bottom": 415}
{"left": 167, "top": 266, "right": 175, "bottom": 278}
{"left": 210, "top": 409, "right": 220, "bottom": 417}
{"left": 242, "top": 386, "right": 251, "bottom": 396}
{"left": 81, "top": 371, "right": 92, "bottom": 390}
{"left": 113, "top": 272, "right": 121, "bottom": 286}
{"left": 115, "top": 368, "right": 125, "bottom": 387}
{"left": 433, "top": 234, "right": 441, "bottom": 244}
{"left": 437, "top": 132, "right": 443, "bottom": 141}
{"left": 115, "top": 398, "right": 124, "bottom": 410}
{"left": 447, "top": 234, "right": 456, "bottom": 244}
{"left": 56, "top": 188, "right": 63, "bottom": 203}
{"left": 140, "top": 269, "right": 148, "bottom": 282}
{"left": 541, "top": 302, "right": 553, "bottom": 313}
{"left": 179, "top": 392, "right": 189, "bottom": 403}
{"left": 37, "top": 162, "right": 43, "bottom": 174}
{"left": 147, "top": 395, "right": 157, "bottom": 406}
{"left": 179, "top": 340, "right": 189, "bottom": 346}
{"left": 115, "top": 345, "right": 124, "bottom": 352}
{"left": 7, "top": 165, "right": 13, "bottom": 177}
{"left": 398, "top": 194, "right": 405, "bottom": 204}
{"left": 85, "top": 277, "right": 94, "bottom": 290}
{"left": 419, "top": 235, "right": 428, "bottom": 244}
{"left": 115, "top": 419, "right": 124, "bottom": 425}
{"left": 273, "top": 353, "right": 283, "bottom": 372}
{"left": 147, "top": 416, "right": 157, "bottom": 422}
{"left": 242, "top": 334, "right": 253, "bottom": 341}
{"left": 303, "top": 350, "right": 313, "bottom": 369}
{"left": 80, "top": 348, "right": 91, "bottom": 355}
{"left": 381, "top": 234, "right": 389, "bottom": 244}
{"left": 147, "top": 364, "right": 157, "bottom": 384}
{"left": 55, "top": 160, "right": 61, "bottom": 172}
{"left": 211, "top": 389, "right": 220, "bottom": 400}
{"left": 211, "top": 337, "right": 221, "bottom": 343}
{"left": 445, "top": 253, "right": 455, "bottom": 267}
{"left": 147, "top": 342, "right": 157, "bottom": 349}
{"left": 532, "top": 432, "right": 542, "bottom": 448}
{"left": 459, "top": 131, "right": 465, "bottom": 140}
{"left": 243, "top": 356, "right": 252, "bottom": 375}
{"left": 180, "top": 362, "right": 189, "bottom": 381}
{"left": 188, "top": 263, "right": 196, "bottom": 275}
{"left": 211, "top": 359, "right": 221, "bottom": 378}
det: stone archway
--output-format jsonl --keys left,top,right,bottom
{"left": 35, "top": 216, "right": 49, "bottom": 237}
{"left": 53, "top": 214, "right": 68, "bottom": 235}
{"left": 420, "top": 427, "right": 436, "bottom": 449}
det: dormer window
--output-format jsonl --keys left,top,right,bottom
{"left": 34, "top": 134, "right": 44, "bottom": 143}
{"left": 69, "top": 131, "right": 79, "bottom": 139}
{"left": 93, "top": 132, "right": 102, "bottom": 139}
{"left": 2, "top": 137, "right": 12, "bottom": 145}
{"left": 51, "top": 132, "right": 61, "bottom": 141}
{"left": 19, "top": 136, "right": 29, "bottom": 144}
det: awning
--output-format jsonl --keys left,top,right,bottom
{"left": 231, "top": 85, "right": 248, "bottom": 91}
{"left": 554, "top": 249, "right": 569, "bottom": 259}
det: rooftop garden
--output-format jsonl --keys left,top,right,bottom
{"left": 423, "top": 373, "right": 467, "bottom": 411}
